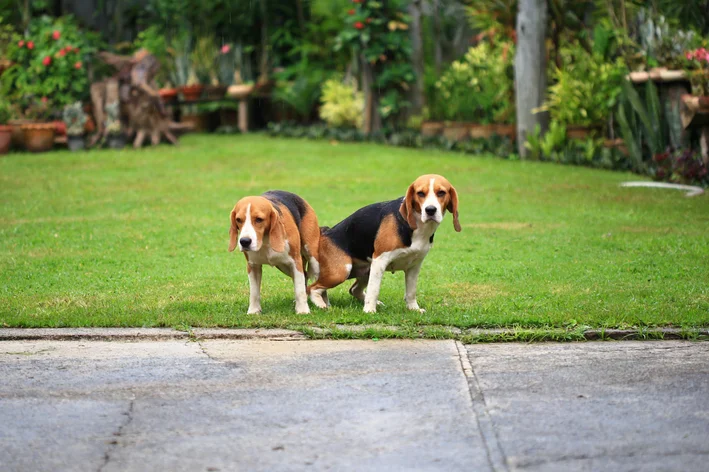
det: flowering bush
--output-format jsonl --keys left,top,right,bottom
{"left": 682, "top": 47, "right": 709, "bottom": 96}
{"left": 654, "top": 148, "right": 708, "bottom": 185}
{"left": 1, "top": 15, "right": 100, "bottom": 109}
{"left": 435, "top": 41, "right": 515, "bottom": 123}
{"left": 320, "top": 78, "right": 364, "bottom": 128}
{"left": 336, "top": 0, "right": 414, "bottom": 125}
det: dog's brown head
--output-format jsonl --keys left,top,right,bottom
{"left": 400, "top": 174, "right": 460, "bottom": 232}
{"left": 229, "top": 196, "right": 285, "bottom": 253}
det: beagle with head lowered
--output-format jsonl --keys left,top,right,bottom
{"left": 229, "top": 191, "right": 320, "bottom": 314}
{"left": 308, "top": 174, "right": 460, "bottom": 313}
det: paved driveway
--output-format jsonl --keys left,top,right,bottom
{"left": 1, "top": 338, "right": 707, "bottom": 471}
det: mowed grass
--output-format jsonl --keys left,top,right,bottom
{"left": 1, "top": 134, "right": 708, "bottom": 332}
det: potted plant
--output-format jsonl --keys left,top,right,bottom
{"left": 180, "top": 67, "right": 203, "bottom": 101}
{"left": 104, "top": 101, "right": 125, "bottom": 149}
{"left": 0, "top": 99, "right": 12, "bottom": 154}
{"left": 192, "top": 36, "right": 225, "bottom": 99}
{"left": 62, "top": 101, "right": 86, "bottom": 151}
{"left": 20, "top": 98, "right": 56, "bottom": 152}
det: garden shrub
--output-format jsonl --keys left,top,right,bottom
{"left": 435, "top": 41, "right": 515, "bottom": 123}
{"left": 319, "top": 78, "right": 364, "bottom": 129}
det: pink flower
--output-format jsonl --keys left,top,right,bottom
{"left": 354, "top": 21, "right": 364, "bottom": 29}
{"left": 42, "top": 56, "right": 51, "bottom": 67}
{"left": 52, "top": 30, "right": 61, "bottom": 40}
{"left": 221, "top": 44, "right": 231, "bottom": 54}
{"left": 686, "top": 51, "right": 694, "bottom": 60}
{"left": 18, "top": 40, "right": 24, "bottom": 47}
{"left": 74, "top": 61, "right": 82, "bottom": 69}
{"left": 41, "top": 96, "right": 48, "bottom": 104}
{"left": 58, "top": 49, "right": 66, "bottom": 57}
{"left": 27, "top": 41, "right": 34, "bottom": 50}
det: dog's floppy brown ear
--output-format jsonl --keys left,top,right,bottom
{"left": 447, "top": 185, "right": 461, "bottom": 232}
{"left": 269, "top": 206, "right": 286, "bottom": 252}
{"left": 229, "top": 209, "right": 239, "bottom": 252}
{"left": 399, "top": 184, "right": 418, "bottom": 230}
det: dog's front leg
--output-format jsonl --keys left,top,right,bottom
{"left": 292, "top": 261, "right": 310, "bottom": 315}
{"left": 363, "top": 256, "right": 389, "bottom": 313}
{"left": 247, "top": 263, "right": 262, "bottom": 314}
{"left": 404, "top": 261, "right": 425, "bottom": 313}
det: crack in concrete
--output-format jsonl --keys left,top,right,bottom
{"left": 97, "top": 396, "right": 135, "bottom": 472}
{"left": 513, "top": 448, "right": 709, "bottom": 469}
{"left": 455, "top": 341, "right": 508, "bottom": 472}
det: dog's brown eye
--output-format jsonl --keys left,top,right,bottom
{"left": 416, "top": 191, "right": 426, "bottom": 198}
{"left": 235, "top": 218, "right": 242, "bottom": 224}
{"left": 254, "top": 217, "right": 264, "bottom": 224}
{"left": 437, "top": 191, "right": 446, "bottom": 197}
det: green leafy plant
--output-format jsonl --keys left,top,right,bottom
{"left": 62, "top": 101, "right": 86, "bottom": 136}
{"left": 543, "top": 46, "right": 627, "bottom": 128}
{"left": 540, "top": 121, "right": 567, "bottom": 160}
{"left": 435, "top": 41, "right": 515, "bottom": 123}
{"left": 319, "top": 77, "right": 364, "bottom": 129}
{"left": 274, "top": 65, "right": 328, "bottom": 122}
{"left": 22, "top": 97, "right": 54, "bottom": 121}
{"left": 0, "top": 99, "right": 12, "bottom": 124}
{"left": 1, "top": 15, "right": 100, "bottom": 108}
{"left": 133, "top": 25, "right": 172, "bottom": 87}
{"left": 191, "top": 35, "right": 219, "bottom": 86}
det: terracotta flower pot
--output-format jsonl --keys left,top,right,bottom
{"left": 8, "top": 119, "right": 33, "bottom": 149}
{"left": 566, "top": 125, "right": 599, "bottom": 140}
{"left": 442, "top": 122, "right": 470, "bottom": 142}
{"left": 0, "top": 125, "right": 11, "bottom": 154}
{"left": 20, "top": 123, "right": 56, "bottom": 153}
{"left": 421, "top": 121, "right": 444, "bottom": 137}
{"left": 469, "top": 124, "right": 495, "bottom": 139}
{"left": 180, "top": 85, "right": 204, "bottom": 101}
{"left": 493, "top": 123, "right": 516, "bottom": 140}
{"left": 159, "top": 88, "right": 178, "bottom": 102}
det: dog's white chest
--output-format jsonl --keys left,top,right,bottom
{"left": 385, "top": 230, "right": 433, "bottom": 272}
{"left": 247, "top": 242, "right": 292, "bottom": 271}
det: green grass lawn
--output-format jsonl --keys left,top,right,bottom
{"left": 1, "top": 134, "right": 708, "bottom": 334}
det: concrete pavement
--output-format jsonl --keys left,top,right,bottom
{"left": 0, "top": 337, "right": 707, "bottom": 471}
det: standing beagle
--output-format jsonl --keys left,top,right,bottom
{"left": 229, "top": 191, "right": 320, "bottom": 314}
{"left": 308, "top": 174, "right": 460, "bottom": 313}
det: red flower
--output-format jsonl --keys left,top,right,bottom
{"left": 74, "top": 61, "right": 82, "bottom": 69}
{"left": 42, "top": 56, "right": 52, "bottom": 67}
{"left": 221, "top": 44, "right": 231, "bottom": 54}
{"left": 686, "top": 51, "right": 694, "bottom": 60}
{"left": 41, "top": 96, "right": 48, "bottom": 104}
{"left": 27, "top": 41, "right": 34, "bottom": 50}
{"left": 58, "top": 49, "right": 66, "bottom": 57}
{"left": 348, "top": 9, "right": 355, "bottom": 14}
{"left": 354, "top": 21, "right": 364, "bottom": 29}
{"left": 52, "top": 30, "right": 61, "bottom": 40}
{"left": 18, "top": 40, "right": 24, "bottom": 47}
{"left": 352, "top": 0, "right": 361, "bottom": 3}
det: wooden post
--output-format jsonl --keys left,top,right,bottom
{"left": 238, "top": 100, "right": 249, "bottom": 133}
{"left": 515, "top": 0, "right": 549, "bottom": 158}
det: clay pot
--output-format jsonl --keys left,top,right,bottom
{"left": 0, "top": 125, "right": 11, "bottom": 154}
{"left": 20, "top": 123, "right": 56, "bottom": 152}
{"left": 442, "top": 122, "right": 470, "bottom": 142}
{"left": 421, "top": 121, "right": 444, "bottom": 137}
{"left": 566, "top": 125, "right": 599, "bottom": 140}
{"left": 179, "top": 85, "right": 204, "bottom": 101}
{"left": 8, "top": 119, "right": 33, "bottom": 149}
{"left": 469, "top": 124, "right": 495, "bottom": 139}
{"left": 159, "top": 88, "right": 178, "bottom": 102}
{"left": 493, "top": 123, "right": 516, "bottom": 140}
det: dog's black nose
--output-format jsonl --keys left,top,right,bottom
{"left": 425, "top": 206, "right": 437, "bottom": 216}
{"left": 239, "top": 237, "right": 252, "bottom": 248}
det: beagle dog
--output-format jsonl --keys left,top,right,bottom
{"left": 229, "top": 191, "right": 320, "bottom": 314}
{"left": 308, "top": 174, "right": 460, "bottom": 313}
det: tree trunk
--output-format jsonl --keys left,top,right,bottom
{"left": 408, "top": 0, "right": 425, "bottom": 115}
{"left": 258, "top": 0, "right": 269, "bottom": 81}
{"left": 361, "top": 56, "right": 382, "bottom": 134}
{"left": 432, "top": 0, "right": 442, "bottom": 76}
{"left": 515, "top": 0, "right": 549, "bottom": 157}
